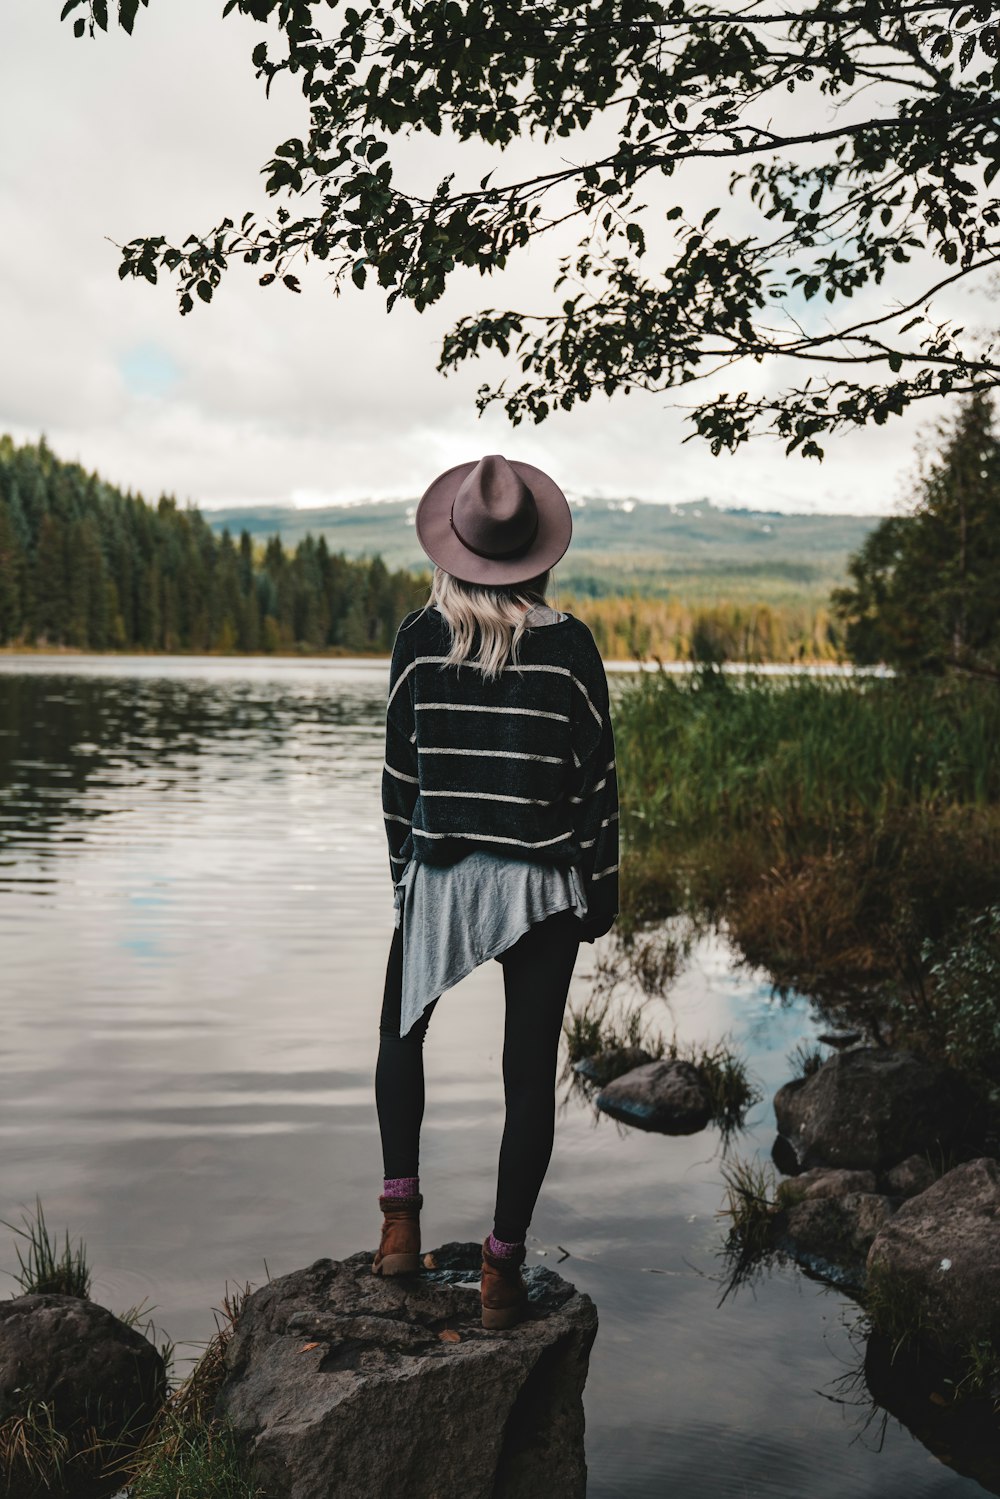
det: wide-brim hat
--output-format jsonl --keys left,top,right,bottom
{"left": 414, "top": 454, "right": 572, "bottom": 586}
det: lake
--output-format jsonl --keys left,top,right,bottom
{"left": 0, "top": 654, "right": 979, "bottom": 1497}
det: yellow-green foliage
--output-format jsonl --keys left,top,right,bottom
{"left": 568, "top": 593, "right": 842, "bottom": 663}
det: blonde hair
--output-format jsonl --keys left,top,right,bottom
{"left": 430, "top": 566, "right": 552, "bottom": 680}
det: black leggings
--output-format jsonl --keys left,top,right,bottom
{"left": 375, "top": 908, "right": 581, "bottom": 1243}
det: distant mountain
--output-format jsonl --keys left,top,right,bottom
{"left": 204, "top": 496, "right": 882, "bottom": 603}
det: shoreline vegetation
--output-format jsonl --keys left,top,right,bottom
{"left": 611, "top": 667, "right": 1000, "bottom": 1056}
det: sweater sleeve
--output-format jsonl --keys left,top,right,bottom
{"left": 567, "top": 631, "right": 620, "bottom": 942}
{"left": 382, "top": 617, "right": 420, "bottom": 883}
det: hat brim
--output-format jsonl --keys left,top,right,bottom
{"left": 414, "top": 460, "right": 573, "bottom": 585}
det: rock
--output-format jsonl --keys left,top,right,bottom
{"left": 866, "top": 1157, "right": 1000, "bottom": 1351}
{"left": 817, "top": 1029, "right": 864, "bottom": 1049}
{"left": 0, "top": 1293, "right": 166, "bottom": 1444}
{"left": 773, "top": 1047, "right": 979, "bottom": 1172}
{"left": 881, "top": 1153, "right": 939, "bottom": 1200}
{"left": 776, "top": 1166, "right": 877, "bottom": 1204}
{"left": 774, "top": 1193, "right": 895, "bottom": 1289}
{"left": 595, "top": 1058, "right": 713, "bottom": 1134}
{"left": 573, "top": 1045, "right": 653, "bottom": 1086}
{"left": 215, "top": 1243, "right": 598, "bottom": 1499}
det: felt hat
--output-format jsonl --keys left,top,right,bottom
{"left": 414, "top": 454, "right": 572, "bottom": 585}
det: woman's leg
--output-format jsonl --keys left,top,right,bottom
{"left": 375, "top": 922, "right": 438, "bottom": 1181}
{"left": 492, "top": 909, "right": 580, "bottom": 1245}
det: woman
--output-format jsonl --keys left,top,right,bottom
{"left": 373, "top": 453, "right": 619, "bottom": 1330}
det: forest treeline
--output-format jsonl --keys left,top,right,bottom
{"left": 0, "top": 434, "right": 846, "bottom": 661}
{"left": 0, "top": 435, "right": 425, "bottom": 653}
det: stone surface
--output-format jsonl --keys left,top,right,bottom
{"left": 881, "top": 1153, "right": 940, "bottom": 1200}
{"left": 0, "top": 1293, "right": 166, "bottom": 1437}
{"left": 215, "top": 1243, "right": 598, "bottom": 1499}
{"left": 866, "top": 1157, "right": 1000, "bottom": 1350}
{"left": 778, "top": 1192, "right": 895, "bottom": 1271}
{"left": 595, "top": 1058, "right": 713, "bottom": 1134}
{"left": 776, "top": 1166, "right": 877, "bottom": 1204}
{"left": 573, "top": 1045, "right": 653, "bottom": 1087}
{"left": 817, "top": 1030, "right": 864, "bottom": 1049}
{"left": 773, "top": 1047, "right": 979, "bottom": 1171}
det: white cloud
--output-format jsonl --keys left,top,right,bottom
{"left": 0, "top": 1, "right": 988, "bottom": 517}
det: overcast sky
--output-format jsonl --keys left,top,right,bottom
{"left": 1, "top": 2, "right": 992, "bottom": 516}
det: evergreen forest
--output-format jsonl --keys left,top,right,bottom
{"left": 0, "top": 435, "right": 426, "bottom": 653}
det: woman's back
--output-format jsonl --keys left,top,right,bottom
{"left": 382, "top": 603, "right": 619, "bottom": 938}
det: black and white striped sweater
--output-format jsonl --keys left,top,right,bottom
{"left": 382, "top": 605, "right": 619, "bottom": 941}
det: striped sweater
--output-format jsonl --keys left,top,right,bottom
{"left": 382, "top": 605, "right": 619, "bottom": 941}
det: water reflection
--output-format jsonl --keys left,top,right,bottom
{"left": 0, "top": 654, "right": 985, "bottom": 1498}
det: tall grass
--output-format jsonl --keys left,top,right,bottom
{"left": 104, "top": 1282, "right": 263, "bottom": 1499}
{"left": 615, "top": 669, "right": 1000, "bottom": 849}
{"left": 0, "top": 1195, "right": 90, "bottom": 1298}
{"left": 612, "top": 669, "right": 1000, "bottom": 1035}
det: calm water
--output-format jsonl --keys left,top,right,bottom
{"left": 0, "top": 655, "right": 980, "bottom": 1498}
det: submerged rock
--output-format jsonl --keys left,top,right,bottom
{"left": 573, "top": 1045, "right": 653, "bottom": 1086}
{"left": 594, "top": 1058, "right": 713, "bottom": 1134}
{"left": 774, "top": 1192, "right": 895, "bottom": 1289}
{"left": 773, "top": 1047, "right": 979, "bottom": 1172}
{"left": 215, "top": 1243, "right": 598, "bottom": 1499}
{"left": 0, "top": 1293, "right": 166, "bottom": 1471}
{"left": 866, "top": 1157, "right": 1000, "bottom": 1352}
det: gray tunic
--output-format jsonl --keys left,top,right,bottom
{"left": 391, "top": 604, "right": 589, "bottom": 1038}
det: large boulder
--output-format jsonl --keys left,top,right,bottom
{"left": 215, "top": 1243, "right": 598, "bottom": 1499}
{"left": 866, "top": 1157, "right": 1000, "bottom": 1351}
{"left": 773, "top": 1047, "right": 979, "bottom": 1172}
{"left": 595, "top": 1058, "right": 713, "bottom": 1134}
{"left": 0, "top": 1293, "right": 166, "bottom": 1490}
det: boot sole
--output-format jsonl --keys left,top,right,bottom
{"left": 481, "top": 1302, "right": 527, "bottom": 1330}
{"left": 372, "top": 1252, "right": 421, "bottom": 1276}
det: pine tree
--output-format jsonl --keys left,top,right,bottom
{"left": 833, "top": 395, "right": 1000, "bottom": 676}
{"left": 0, "top": 497, "right": 23, "bottom": 643}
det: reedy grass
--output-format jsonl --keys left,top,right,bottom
{"left": 0, "top": 1195, "right": 90, "bottom": 1298}
{"left": 0, "top": 1402, "right": 75, "bottom": 1497}
{"left": 786, "top": 1040, "right": 829, "bottom": 1079}
{"left": 613, "top": 668, "right": 1000, "bottom": 1050}
{"left": 563, "top": 994, "right": 665, "bottom": 1068}
{"left": 615, "top": 669, "right": 1000, "bottom": 845}
{"left": 101, "top": 1280, "right": 265, "bottom": 1499}
{"left": 715, "top": 1154, "right": 783, "bottom": 1298}
{"left": 123, "top": 1420, "right": 257, "bottom": 1499}
{"left": 678, "top": 1035, "right": 763, "bottom": 1135}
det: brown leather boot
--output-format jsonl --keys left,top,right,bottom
{"left": 372, "top": 1193, "right": 422, "bottom": 1276}
{"left": 480, "top": 1235, "right": 529, "bottom": 1330}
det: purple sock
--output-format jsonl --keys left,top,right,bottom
{"left": 383, "top": 1176, "right": 419, "bottom": 1198}
{"left": 487, "top": 1231, "right": 524, "bottom": 1258}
